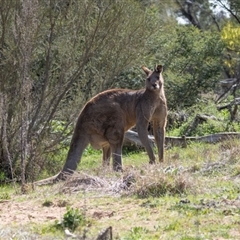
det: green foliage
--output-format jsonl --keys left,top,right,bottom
{"left": 180, "top": 236, "right": 203, "bottom": 240}
{"left": 168, "top": 100, "right": 240, "bottom": 137}
{"left": 57, "top": 207, "right": 85, "bottom": 232}
{"left": 0, "top": 185, "right": 13, "bottom": 201}
{"left": 0, "top": 192, "right": 11, "bottom": 201}
{"left": 227, "top": 0, "right": 240, "bottom": 19}
{"left": 50, "top": 120, "right": 72, "bottom": 138}
{"left": 34, "top": 224, "right": 63, "bottom": 237}
{"left": 42, "top": 200, "right": 53, "bottom": 207}
{"left": 163, "top": 26, "right": 224, "bottom": 109}
{"left": 115, "top": 66, "right": 144, "bottom": 90}
{"left": 222, "top": 22, "right": 240, "bottom": 52}
{"left": 164, "top": 220, "right": 181, "bottom": 231}
{"left": 145, "top": 26, "right": 224, "bottom": 109}
{"left": 117, "top": 24, "right": 224, "bottom": 109}
{"left": 123, "top": 226, "right": 149, "bottom": 240}
{"left": 170, "top": 201, "right": 210, "bottom": 216}
{"left": 83, "top": 146, "right": 101, "bottom": 156}
{"left": 0, "top": 172, "right": 7, "bottom": 183}
{"left": 221, "top": 21, "right": 240, "bottom": 74}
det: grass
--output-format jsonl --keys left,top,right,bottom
{"left": 0, "top": 139, "right": 240, "bottom": 239}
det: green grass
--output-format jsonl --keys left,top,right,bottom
{"left": 0, "top": 140, "right": 240, "bottom": 239}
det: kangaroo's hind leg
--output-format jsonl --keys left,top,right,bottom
{"left": 110, "top": 143, "right": 123, "bottom": 171}
{"left": 102, "top": 145, "right": 111, "bottom": 167}
{"left": 105, "top": 127, "right": 124, "bottom": 171}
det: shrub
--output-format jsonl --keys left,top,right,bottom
{"left": 57, "top": 207, "right": 85, "bottom": 232}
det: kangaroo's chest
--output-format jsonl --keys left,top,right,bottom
{"left": 151, "top": 102, "right": 167, "bottom": 120}
{"left": 144, "top": 94, "right": 166, "bottom": 117}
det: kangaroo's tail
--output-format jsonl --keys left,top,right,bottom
{"left": 33, "top": 171, "right": 72, "bottom": 186}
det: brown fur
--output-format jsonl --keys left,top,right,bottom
{"left": 58, "top": 65, "right": 167, "bottom": 179}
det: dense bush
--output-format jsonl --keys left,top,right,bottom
{"left": 0, "top": 0, "right": 155, "bottom": 182}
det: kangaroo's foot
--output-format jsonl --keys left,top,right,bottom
{"left": 149, "top": 159, "right": 156, "bottom": 164}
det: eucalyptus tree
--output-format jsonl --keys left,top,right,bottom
{"left": 216, "top": 0, "right": 240, "bottom": 23}
{"left": 175, "top": 0, "right": 228, "bottom": 30}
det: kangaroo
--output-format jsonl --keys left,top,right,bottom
{"left": 54, "top": 64, "right": 167, "bottom": 179}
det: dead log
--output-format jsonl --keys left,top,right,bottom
{"left": 124, "top": 130, "right": 155, "bottom": 148}
{"left": 124, "top": 130, "right": 240, "bottom": 148}
{"left": 166, "top": 132, "right": 240, "bottom": 147}
{"left": 217, "top": 97, "right": 240, "bottom": 110}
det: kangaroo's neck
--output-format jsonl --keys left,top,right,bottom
{"left": 143, "top": 87, "right": 164, "bottom": 98}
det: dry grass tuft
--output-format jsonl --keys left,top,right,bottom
{"left": 125, "top": 165, "right": 192, "bottom": 198}
{"left": 59, "top": 165, "right": 193, "bottom": 198}
{"left": 59, "top": 171, "right": 135, "bottom": 195}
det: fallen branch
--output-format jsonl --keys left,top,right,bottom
{"left": 124, "top": 130, "right": 240, "bottom": 148}
{"left": 124, "top": 130, "right": 155, "bottom": 148}
{"left": 217, "top": 97, "right": 240, "bottom": 111}
{"left": 165, "top": 132, "right": 240, "bottom": 147}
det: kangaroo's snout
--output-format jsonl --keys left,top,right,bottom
{"left": 152, "top": 83, "right": 160, "bottom": 90}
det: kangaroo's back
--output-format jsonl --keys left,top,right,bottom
{"left": 78, "top": 88, "right": 144, "bottom": 132}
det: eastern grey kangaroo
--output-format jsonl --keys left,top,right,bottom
{"left": 57, "top": 64, "right": 167, "bottom": 179}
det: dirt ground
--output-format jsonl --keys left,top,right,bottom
{"left": 0, "top": 197, "right": 118, "bottom": 227}
{"left": 0, "top": 198, "right": 65, "bottom": 226}
{"left": 0, "top": 174, "right": 123, "bottom": 228}
{"left": 0, "top": 190, "right": 118, "bottom": 240}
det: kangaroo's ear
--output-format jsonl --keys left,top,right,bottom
{"left": 155, "top": 65, "right": 163, "bottom": 73}
{"left": 142, "top": 66, "right": 151, "bottom": 75}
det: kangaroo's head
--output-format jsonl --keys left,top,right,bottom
{"left": 142, "top": 65, "right": 163, "bottom": 91}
